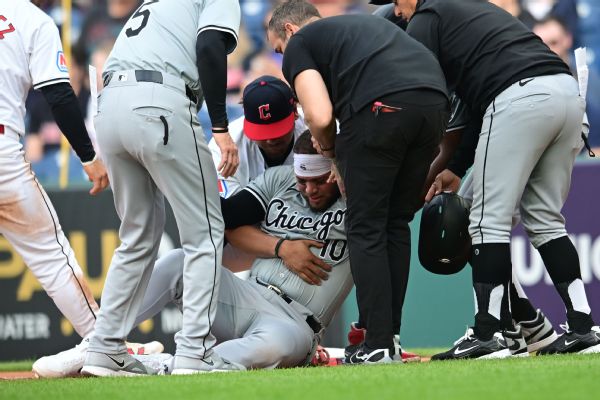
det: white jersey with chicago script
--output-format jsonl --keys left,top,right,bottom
{"left": 104, "top": 0, "right": 240, "bottom": 96}
{"left": 0, "top": 0, "right": 70, "bottom": 135}
{"left": 209, "top": 112, "right": 307, "bottom": 198}
{"left": 245, "top": 166, "right": 353, "bottom": 327}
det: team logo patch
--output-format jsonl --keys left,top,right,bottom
{"left": 56, "top": 51, "right": 68, "bottom": 73}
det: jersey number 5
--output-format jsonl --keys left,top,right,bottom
{"left": 125, "top": 0, "right": 159, "bottom": 38}
{"left": 0, "top": 15, "right": 16, "bottom": 40}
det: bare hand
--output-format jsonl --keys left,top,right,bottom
{"left": 82, "top": 157, "right": 110, "bottom": 195}
{"left": 278, "top": 239, "right": 332, "bottom": 285}
{"left": 425, "top": 168, "right": 461, "bottom": 202}
{"left": 213, "top": 132, "right": 239, "bottom": 178}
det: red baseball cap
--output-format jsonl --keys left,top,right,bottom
{"left": 243, "top": 76, "right": 296, "bottom": 141}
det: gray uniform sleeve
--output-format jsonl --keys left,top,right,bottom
{"left": 197, "top": 0, "right": 241, "bottom": 54}
{"left": 244, "top": 166, "right": 296, "bottom": 213}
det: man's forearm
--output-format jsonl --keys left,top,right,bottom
{"left": 225, "top": 225, "right": 279, "bottom": 258}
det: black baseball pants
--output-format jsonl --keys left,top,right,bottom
{"left": 336, "top": 90, "right": 448, "bottom": 350}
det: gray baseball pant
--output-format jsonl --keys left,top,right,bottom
{"left": 469, "top": 73, "right": 585, "bottom": 248}
{"left": 135, "top": 249, "right": 316, "bottom": 369}
{"left": 90, "top": 71, "right": 223, "bottom": 361}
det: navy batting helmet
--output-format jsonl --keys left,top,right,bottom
{"left": 418, "top": 192, "right": 471, "bottom": 275}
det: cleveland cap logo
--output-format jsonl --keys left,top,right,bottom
{"left": 258, "top": 104, "right": 271, "bottom": 121}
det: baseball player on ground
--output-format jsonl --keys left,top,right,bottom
{"left": 41, "top": 130, "right": 353, "bottom": 373}
{"left": 0, "top": 0, "right": 117, "bottom": 374}
{"left": 82, "top": 0, "right": 242, "bottom": 376}
{"left": 133, "top": 130, "right": 353, "bottom": 370}
{"left": 32, "top": 75, "right": 310, "bottom": 378}
{"left": 385, "top": 0, "right": 600, "bottom": 358}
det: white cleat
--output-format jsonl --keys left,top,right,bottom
{"left": 32, "top": 336, "right": 90, "bottom": 378}
{"left": 33, "top": 337, "right": 166, "bottom": 378}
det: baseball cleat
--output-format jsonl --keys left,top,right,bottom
{"left": 346, "top": 322, "right": 421, "bottom": 362}
{"left": 171, "top": 353, "right": 246, "bottom": 375}
{"left": 126, "top": 340, "right": 164, "bottom": 355}
{"left": 537, "top": 324, "right": 600, "bottom": 355}
{"left": 32, "top": 337, "right": 167, "bottom": 378}
{"left": 32, "top": 336, "right": 90, "bottom": 378}
{"left": 503, "top": 326, "right": 529, "bottom": 357}
{"left": 431, "top": 326, "right": 528, "bottom": 361}
{"left": 81, "top": 351, "right": 157, "bottom": 377}
{"left": 345, "top": 344, "right": 394, "bottom": 365}
{"left": 517, "top": 309, "right": 558, "bottom": 353}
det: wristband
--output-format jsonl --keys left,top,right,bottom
{"left": 81, "top": 154, "right": 98, "bottom": 166}
{"left": 274, "top": 238, "right": 287, "bottom": 258}
{"left": 212, "top": 127, "right": 229, "bottom": 134}
{"left": 319, "top": 143, "right": 334, "bottom": 151}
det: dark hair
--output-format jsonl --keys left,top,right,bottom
{"left": 293, "top": 129, "right": 318, "bottom": 155}
{"left": 268, "top": 0, "right": 321, "bottom": 39}
{"left": 535, "top": 15, "right": 570, "bottom": 33}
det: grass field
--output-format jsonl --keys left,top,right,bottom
{"left": 1, "top": 351, "right": 599, "bottom": 400}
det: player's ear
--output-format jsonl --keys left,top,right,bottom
{"left": 284, "top": 22, "right": 297, "bottom": 37}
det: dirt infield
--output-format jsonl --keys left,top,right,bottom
{"left": 0, "top": 371, "right": 36, "bottom": 380}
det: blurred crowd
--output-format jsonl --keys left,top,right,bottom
{"left": 26, "top": 0, "right": 600, "bottom": 186}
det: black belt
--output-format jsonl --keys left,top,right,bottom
{"left": 255, "top": 278, "right": 323, "bottom": 334}
{"left": 103, "top": 70, "right": 198, "bottom": 104}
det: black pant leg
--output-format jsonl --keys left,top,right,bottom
{"left": 336, "top": 95, "right": 446, "bottom": 349}
{"left": 388, "top": 106, "right": 446, "bottom": 334}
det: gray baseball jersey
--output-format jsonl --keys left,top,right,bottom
{"left": 245, "top": 166, "right": 352, "bottom": 327}
{"left": 104, "top": 0, "right": 240, "bottom": 95}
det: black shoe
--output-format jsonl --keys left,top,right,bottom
{"left": 503, "top": 326, "right": 529, "bottom": 357}
{"left": 344, "top": 342, "right": 361, "bottom": 360}
{"left": 537, "top": 324, "right": 600, "bottom": 355}
{"left": 345, "top": 344, "right": 393, "bottom": 365}
{"left": 431, "top": 327, "right": 517, "bottom": 361}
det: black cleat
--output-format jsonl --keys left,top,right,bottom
{"left": 431, "top": 327, "right": 527, "bottom": 361}
{"left": 537, "top": 324, "right": 600, "bottom": 355}
{"left": 344, "top": 342, "right": 361, "bottom": 360}
{"left": 345, "top": 344, "right": 393, "bottom": 365}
